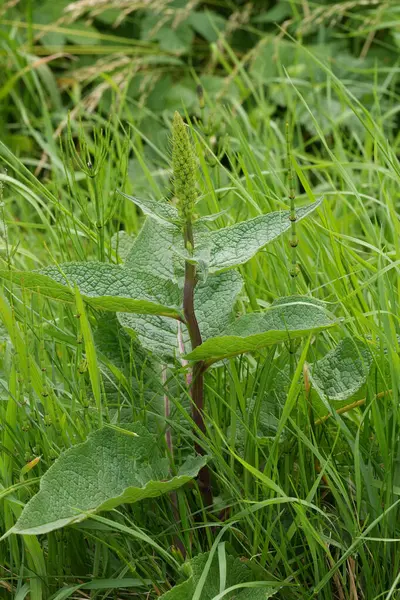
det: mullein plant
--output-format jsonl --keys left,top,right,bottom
{"left": 0, "top": 110, "right": 340, "bottom": 537}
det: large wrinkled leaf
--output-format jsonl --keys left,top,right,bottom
{"left": 7, "top": 423, "right": 206, "bottom": 536}
{"left": 205, "top": 198, "right": 323, "bottom": 272}
{"left": 119, "top": 271, "right": 243, "bottom": 358}
{"left": 185, "top": 296, "right": 336, "bottom": 363}
{"left": 160, "top": 551, "right": 276, "bottom": 599}
{"left": 194, "top": 270, "right": 243, "bottom": 339}
{"left": 110, "top": 231, "right": 136, "bottom": 260}
{"left": 309, "top": 338, "right": 372, "bottom": 401}
{"left": 125, "top": 218, "right": 184, "bottom": 281}
{"left": 118, "top": 313, "right": 179, "bottom": 358}
{"left": 0, "top": 263, "right": 182, "bottom": 319}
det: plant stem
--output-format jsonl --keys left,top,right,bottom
{"left": 94, "top": 177, "right": 105, "bottom": 262}
{"left": 287, "top": 122, "right": 298, "bottom": 376}
{"left": 177, "top": 322, "right": 192, "bottom": 387}
{"left": 183, "top": 218, "right": 213, "bottom": 508}
{"left": 172, "top": 110, "right": 212, "bottom": 507}
{"left": 286, "top": 121, "right": 298, "bottom": 295}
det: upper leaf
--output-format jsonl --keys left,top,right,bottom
{"left": 125, "top": 217, "right": 184, "bottom": 282}
{"left": 118, "top": 271, "right": 243, "bottom": 358}
{"left": 232, "top": 365, "right": 290, "bottom": 453}
{"left": 204, "top": 198, "right": 323, "bottom": 272}
{"left": 160, "top": 551, "right": 275, "bottom": 599}
{"left": 124, "top": 199, "right": 323, "bottom": 281}
{"left": 8, "top": 423, "right": 206, "bottom": 536}
{"left": 118, "top": 191, "right": 179, "bottom": 225}
{"left": 308, "top": 338, "right": 372, "bottom": 401}
{"left": 185, "top": 296, "right": 336, "bottom": 363}
{"left": 0, "top": 263, "right": 182, "bottom": 319}
{"left": 193, "top": 270, "right": 243, "bottom": 339}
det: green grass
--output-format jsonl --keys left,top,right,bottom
{"left": 1, "top": 2, "right": 400, "bottom": 599}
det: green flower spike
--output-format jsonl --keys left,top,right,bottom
{"left": 172, "top": 111, "right": 197, "bottom": 224}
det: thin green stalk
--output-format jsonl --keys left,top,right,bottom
{"left": 286, "top": 122, "right": 298, "bottom": 375}
{"left": 93, "top": 176, "right": 105, "bottom": 262}
{"left": 286, "top": 121, "right": 298, "bottom": 294}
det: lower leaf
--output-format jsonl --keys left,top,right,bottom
{"left": 185, "top": 296, "right": 336, "bottom": 363}
{"left": 6, "top": 423, "right": 207, "bottom": 536}
{"left": 0, "top": 263, "right": 182, "bottom": 319}
{"left": 308, "top": 338, "right": 373, "bottom": 401}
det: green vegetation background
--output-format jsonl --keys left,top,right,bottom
{"left": 1, "top": 1, "right": 400, "bottom": 599}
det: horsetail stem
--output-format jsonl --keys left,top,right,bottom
{"left": 286, "top": 121, "right": 299, "bottom": 294}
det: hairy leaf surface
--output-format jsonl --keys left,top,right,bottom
{"left": 125, "top": 217, "right": 184, "bottom": 281}
{"left": 119, "top": 271, "right": 243, "bottom": 358}
{"left": 185, "top": 296, "right": 336, "bottom": 362}
{"left": 0, "top": 263, "right": 182, "bottom": 319}
{"left": 205, "top": 198, "right": 323, "bottom": 272}
{"left": 111, "top": 231, "right": 136, "bottom": 260}
{"left": 309, "top": 338, "right": 372, "bottom": 401}
{"left": 124, "top": 200, "right": 323, "bottom": 281}
{"left": 118, "top": 313, "right": 179, "bottom": 358}
{"left": 9, "top": 423, "right": 206, "bottom": 536}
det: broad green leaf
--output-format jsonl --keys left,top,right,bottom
{"left": 118, "top": 191, "right": 179, "bottom": 224}
{"left": 185, "top": 296, "right": 336, "bottom": 363}
{"left": 125, "top": 218, "right": 184, "bottom": 282}
{"left": 8, "top": 423, "right": 206, "bottom": 536}
{"left": 118, "top": 271, "right": 243, "bottom": 358}
{"left": 158, "top": 23, "right": 194, "bottom": 54}
{"left": 118, "top": 313, "right": 179, "bottom": 358}
{"left": 160, "top": 551, "right": 275, "bottom": 599}
{"left": 205, "top": 199, "right": 323, "bottom": 272}
{"left": 0, "top": 263, "right": 182, "bottom": 319}
{"left": 194, "top": 270, "right": 243, "bottom": 339}
{"left": 309, "top": 338, "right": 372, "bottom": 401}
{"left": 253, "top": 1, "right": 292, "bottom": 23}
{"left": 124, "top": 200, "right": 323, "bottom": 282}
